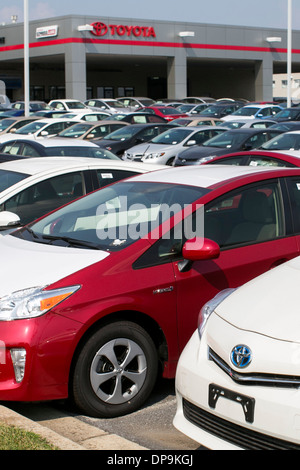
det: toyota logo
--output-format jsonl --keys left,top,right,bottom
{"left": 231, "top": 345, "right": 252, "bottom": 369}
{"left": 91, "top": 22, "right": 108, "bottom": 36}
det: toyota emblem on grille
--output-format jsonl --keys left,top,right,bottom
{"left": 231, "top": 345, "right": 252, "bottom": 369}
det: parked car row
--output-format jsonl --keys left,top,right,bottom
{"left": 2, "top": 95, "right": 300, "bottom": 451}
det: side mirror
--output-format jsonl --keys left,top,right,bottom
{"left": 186, "top": 140, "right": 196, "bottom": 146}
{"left": 0, "top": 211, "right": 21, "bottom": 230}
{"left": 182, "top": 237, "right": 220, "bottom": 260}
{"left": 179, "top": 237, "right": 220, "bottom": 271}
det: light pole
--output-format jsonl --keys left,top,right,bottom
{"left": 287, "top": 0, "right": 292, "bottom": 108}
{"left": 24, "top": 0, "right": 30, "bottom": 116}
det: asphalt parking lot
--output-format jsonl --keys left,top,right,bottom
{"left": 6, "top": 378, "right": 201, "bottom": 451}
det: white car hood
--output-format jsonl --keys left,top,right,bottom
{"left": 129, "top": 142, "right": 180, "bottom": 156}
{"left": 0, "top": 234, "right": 109, "bottom": 297}
{"left": 215, "top": 258, "right": 300, "bottom": 343}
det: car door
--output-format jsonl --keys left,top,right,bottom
{"left": 173, "top": 178, "right": 299, "bottom": 352}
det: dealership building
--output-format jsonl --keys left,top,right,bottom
{"left": 0, "top": 14, "right": 300, "bottom": 103}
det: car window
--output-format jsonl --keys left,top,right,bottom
{"left": 205, "top": 181, "right": 284, "bottom": 247}
{"left": 286, "top": 176, "right": 300, "bottom": 233}
{"left": 2, "top": 171, "right": 85, "bottom": 225}
{"left": 21, "top": 144, "right": 41, "bottom": 157}
{"left": 133, "top": 181, "right": 284, "bottom": 268}
{"left": 248, "top": 156, "right": 294, "bottom": 168}
{"left": 96, "top": 169, "right": 140, "bottom": 188}
{"left": 0, "top": 169, "right": 29, "bottom": 192}
{"left": 37, "top": 122, "right": 72, "bottom": 136}
{"left": 1, "top": 142, "right": 23, "bottom": 155}
{"left": 208, "top": 156, "right": 245, "bottom": 165}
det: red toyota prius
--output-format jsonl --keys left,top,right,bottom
{"left": 0, "top": 165, "right": 300, "bottom": 418}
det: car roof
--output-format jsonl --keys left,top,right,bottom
{"left": 2, "top": 138, "right": 99, "bottom": 147}
{"left": 0, "top": 156, "right": 165, "bottom": 176}
{"left": 129, "top": 164, "right": 298, "bottom": 188}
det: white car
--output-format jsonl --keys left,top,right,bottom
{"left": 84, "top": 99, "right": 131, "bottom": 115}
{"left": 57, "top": 111, "right": 111, "bottom": 122}
{"left": 123, "top": 126, "right": 226, "bottom": 166}
{"left": 0, "top": 119, "right": 74, "bottom": 143}
{"left": 221, "top": 104, "right": 283, "bottom": 122}
{"left": 117, "top": 97, "right": 155, "bottom": 111}
{"left": 173, "top": 256, "right": 300, "bottom": 450}
{"left": 0, "top": 157, "right": 164, "bottom": 232}
{"left": 48, "top": 99, "right": 88, "bottom": 111}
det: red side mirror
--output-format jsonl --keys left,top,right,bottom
{"left": 182, "top": 237, "right": 220, "bottom": 261}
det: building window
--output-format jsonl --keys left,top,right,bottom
{"left": 117, "top": 87, "right": 134, "bottom": 97}
{"left": 97, "top": 87, "right": 114, "bottom": 98}
{"left": 49, "top": 86, "right": 65, "bottom": 100}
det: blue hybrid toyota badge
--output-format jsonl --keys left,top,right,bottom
{"left": 231, "top": 345, "right": 252, "bottom": 368}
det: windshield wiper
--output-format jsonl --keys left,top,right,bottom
{"left": 41, "top": 234, "right": 102, "bottom": 250}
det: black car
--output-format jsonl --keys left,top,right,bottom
{"left": 174, "top": 128, "right": 284, "bottom": 166}
{"left": 197, "top": 102, "right": 244, "bottom": 119}
{"left": 0, "top": 138, "right": 120, "bottom": 159}
{"left": 94, "top": 123, "right": 176, "bottom": 156}
{"left": 270, "top": 107, "right": 300, "bottom": 122}
{"left": 106, "top": 113, "right": 167, "bottom": 124}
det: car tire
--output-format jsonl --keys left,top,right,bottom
{"left": 166, "top": 157, "right": 175, "bottom": 166}
{"left": 71, "top": 321, "right": 158, "bottom": 418}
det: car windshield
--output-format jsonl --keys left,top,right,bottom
{"left": 18, "top": 181, "right": 208, "bottom": 251}
{"left": 150, "top": 128, "right": 194, "bottom": 145}
{"left": 66, "top": 101, "right": 86, "bottom": 109}
{"left": 139, "top": 99, "right": 155, "bottom": 106}
{"left": 44, "top": 146, "right": 120, "bottom": 159}
{"left": 203, "top": 130, "right": 249, "bottom": 148}
{"left": 0, "top": 119, "right": 16, "bottom": 131}
{"left": 260, "top": 133, "right": 300, "bottom": 150}
{"left": 229, "top": 107, "right": 260, "bottom": 117}
{"left": 15, "top": 121, "right": 47, "bottom": 134}
{"left": 0, "top": 169, "right": 29, "bottom": 192}
{"left": 59, "top": 123, "right": 93, "bottom": 138}
{"left": 159, "top": 108, "right": 182, "bottom": 115}
{"left": 273, "top": 109, "right": 299, "bottom": 119}
{"left": 104, "top": 126, "right": 143, "bottom": 141}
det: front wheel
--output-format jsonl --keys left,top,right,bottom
{"left": 71, "top": 321, "right": 158, "bottom": 418}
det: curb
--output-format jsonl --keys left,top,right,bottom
{"left": 0, "top": 405, "right": 147, "bottom": 450}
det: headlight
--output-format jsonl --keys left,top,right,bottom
{"left": 197, "top": 156, "right": 216, "bottom": 163}
{"left": 0, "top": 285, "right": 80, "bottom": 321}
{"left": 143, "top": 152, "right": 165, "bottom": 160}
{"left": 197, "top": 288, "right": 236, "bottom": 338}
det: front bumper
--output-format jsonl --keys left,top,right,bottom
{"left": 0, "top": 312, "right": 82, "bottom": 402}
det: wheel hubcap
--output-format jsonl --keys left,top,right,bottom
{"left": 90, "top": 338, "right": 147, "bottom": 405}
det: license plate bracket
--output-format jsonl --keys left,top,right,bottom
{"left": 209, "top": 383, "right": 255, "bottom": 423}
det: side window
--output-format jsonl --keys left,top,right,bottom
{"left": 133, "top": 181, "right": 285, "bottom": 270}
{"left": 209, "top": 156, "right": 245, "bottom": 166}
{"left": 248, "top": 156, "right": 293, "bottom": 168}
{"left": 246, "top": 133, "right": 267, "bottom": 149}
{"left": 1, "top": 143, "right": 22, "bottom": 155}
{"left": 205, "top": 181, "right": 284, "bottom": 247}
{"left": 3, "top": 171, "right": 85, "bottom": 225}
{"left": 287, "top": 177, "right": 300, "bottom": 233}
{"left": 21, "top": 144, "right": 40, "bottom": 157}
{"left": 96, "top": 169, "right": 138, "bottom": 188}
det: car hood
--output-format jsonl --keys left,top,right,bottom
{"left": 179, "top": 146, "right": 230, "bottom": 159}
{"left": 128, "top": 142, "right": 181, "bottom": 155}
{"left": 0, "top": 234, "right": 109, "bottom": 297}
{"left": 214, "top": 257, "right": 300, "bottom": 343}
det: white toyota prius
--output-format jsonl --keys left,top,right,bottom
{"left": 173, "top": 256, "right": 300, "bottom": 450}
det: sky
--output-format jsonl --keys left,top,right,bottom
{"left": 0, "top": 0, "right": 300, "bottom": 31}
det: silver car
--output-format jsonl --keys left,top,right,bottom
{"left": 123, "top": 126, "right": 226, "bottom": 165}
